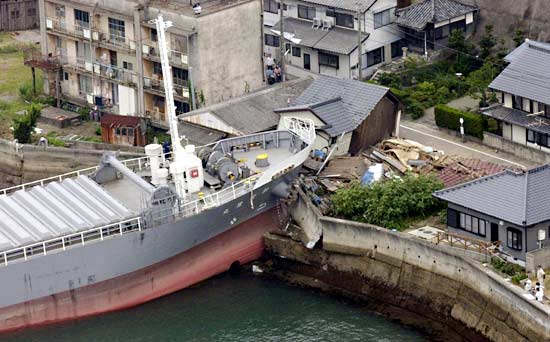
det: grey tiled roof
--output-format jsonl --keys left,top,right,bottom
{"left": 395, "top": 0, "right": 478, "bottom": 30}
{"left": 434, "top": 164, "right": 550, "bottom": 226}
{"left": 180, "top": 78, "right": 314, "bottom": 134}
{"left": 276, "top": 76, "right": 390, "bottom": 136}
{"left": 481, "top": 105, "right": 550, "bottom": 135}
{"left": 300, "top": 0, "right": 377, "bottom": 13}
{"left": 489, "top": 40, "right": 550, "bottom": 106}
{"left": 272, "top": 17, "right": 368, "bottom": 55}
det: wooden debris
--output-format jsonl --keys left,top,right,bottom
{"left": 371, "top": 150, "right": 407, "bottom": 174}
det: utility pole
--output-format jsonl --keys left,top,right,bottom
{"left": 279, "top": 0, "right": 285, "bottom": 82}
{"left": 357, "top": 8, "right": 362, "bottom": 80}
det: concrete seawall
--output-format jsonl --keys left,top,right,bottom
{"left": 264, "top": 189, "right": 550, "bottom": 341}
{"left": 0, "top": 138, "right": 143, "bottom": 188}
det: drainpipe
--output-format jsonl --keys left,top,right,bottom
{"left": 134, "top": 6, "right": 145, "bottom": 117}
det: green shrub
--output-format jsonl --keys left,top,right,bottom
{"left": 95, "top": 124, "right": 102, "bottom": 136}
{"left": 377, "top": 72, "right": 401, "bottom": 88}
{"left": 408, "top": 100, "right": 425, "bottom": 119}
{"left": 434, "top": 104, "right": 486, "bottom": 139}
{"left": 77, "top": 105, "right": 91, "bottom": 120}
{"left": 0, "top": 44, "right": 19, "bottom": 54}
{"left": 331, "top": 173, "right": 445, "bottom": 230}
{"left": 12, "top": 104, "right": 41, "bottom": 144}
{"left": 511, "top": 273, "right": 528, "bottom": 285}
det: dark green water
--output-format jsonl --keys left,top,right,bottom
{"left": 4, "top": 272, "right": 427, "bottom": 342}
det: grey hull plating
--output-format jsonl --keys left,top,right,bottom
{"left": 0, "top": 171, "right": 295, "bottom": 309}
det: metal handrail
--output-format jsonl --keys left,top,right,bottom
{"left": 0, "top": 217, "right": 141, "bottom": 267}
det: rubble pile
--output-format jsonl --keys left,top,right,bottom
{"left": 301, "top": 138, "right": 510, "bottom": 199}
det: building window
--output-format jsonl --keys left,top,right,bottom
{"left": 108, "top": 18, "right": 126, "bottom": 44}
{"left": 391, "top": 40, "right": 403, "bottom": 58}
{"left": 128, "top": 127, "right": 134, "bottom": 137}
{"left": 64, "top": 72, "right": 69, "bottom": 81}
{"left": 153, "top": 95, "right": 165, "bottom": 109}
{"left": 507, "top": 228, "right": 522, "bottom": 250}
{"left": 449, "top": 19, "right": 466, "bottom": 33}
{"left": 458, "top": 212, "right": 486, "bottom": 237}
{"left": 298, "top": 5, "right": 316, "bottom": 20}
{"left": 153, "top": 62, "right": 162, "bottom": 75}
{"left": 55, "top": 4, "right": 65, "bottom": 17}
{"left": 10, "top": 10, "right": 19, "bottom": 19}
{"left": 27, "top": 8, "right": 36, "bottom": 17}
{"left": 526, "top": 130, "right": 550, "bottom": 147}
{"left": 512, "top": 95, "right": 523, "bottom": 110}
{"left": 122, "top": 61, "right": 133, "bottom": 70}
{"left": 74, "top": 9, "right": 90, "bottom": 28}
{"left": 292, "top": 46, "right": 301, "bottom": 57}
{"left": 151, "top": 29, "right": 157, "bottom": 42}
{"left": 116, "top": 127, "right": 121, "bottom": 135}
{"left": 326, "top": 9, "right": 354, "bottom": 28}
{"left": 78, "top": 74, "right": 92, "bottom": 95}
{"left": 264, "top": 34, "right": 280, "bottom": 47}
{"left": 434, "top": 25, "right": 450, "bottom": 39}
{"left": 263, "top": 0, "right": 279, "bottom": 14}
{"left": 319, "top": 52, "right": 339, "bottom": 69}
{"left": 285, "top": 43, "right": 291, "bottom": 53}
{"left": 366, "top": 47, "right": 384, "bottom": 67}
{"left": 172, "top": 67, "right": 188, "bottom": 86}
{"left": 374, "top": 8, "right": 392, "bottom": 29}
{"left": 542, "top": 103, "right": 550, "bottom": 118}
{"left": 175, "top": 100, "right": 190, "bottom": 115}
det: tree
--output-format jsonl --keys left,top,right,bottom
{"left": 479, "top": 25, "right": 497, "bottom": 60}
{"left": 448, "top": 29, "right": 467, "bottom": 53}
{"left": 331, "top": 174, "right": 445, "bottom": 230}
{"left": 12, "top": 104, "right": 41, "bottom": 144}
{"left": 513, "top": 29, "right": 525, "bottom": 47}
{"left": 466, "top": 62, "right": 499, "bottom": 107}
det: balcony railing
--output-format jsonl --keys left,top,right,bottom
{"left": 46, "top": 17, "right": 90, "bottom": 40}
{"left": 66, "top": 58, "right": 138, "bottom": 86}
{"left": 141, "top": 39, "right": 188, "bottom": 67}
{"left": 143, "top": 76, "right": 189, "bottom": 99}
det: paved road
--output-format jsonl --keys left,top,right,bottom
{"left": 399, "top": 119, "right": 537, "bottom": 169}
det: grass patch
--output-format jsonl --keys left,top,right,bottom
{"left": 0, "top": 33, "right": 43, "bottom": 137}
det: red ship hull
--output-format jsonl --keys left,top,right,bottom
{"left": 0, "top": 209, "right": 279, "bottom": 333}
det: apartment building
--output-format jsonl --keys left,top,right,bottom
{"left": 36, "top": 0, "right": 264, "bottom": 124}
{"left": 263, "top": 0, "right": 404, "bottom": 79}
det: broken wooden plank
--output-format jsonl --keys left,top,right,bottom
{"left": 372, "top": 150, "right": 407, "bottom": 174}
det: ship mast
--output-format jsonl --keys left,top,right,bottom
{"left": 150, "top": 15, "right": 189, "bottom": 200}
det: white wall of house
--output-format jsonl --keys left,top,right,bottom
{"left": 511, "top": 124, "right": 526, "bottom": 145}
{"left": 277, "top": 109, "right": 352, "bottom": 155}
{"left": 183, "top": 112, "right": 242, "bottom": 136}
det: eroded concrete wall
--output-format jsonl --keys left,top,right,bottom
{"left": 266, "top": 190, "right": 550, "bottom": 341}
{"left": 0, "top": 139, "right": 143, "bottom": 188}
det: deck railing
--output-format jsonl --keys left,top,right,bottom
{"left": 0, "top": 154, "right": 167, "bottom": 195}
{"left": 0, "top": 217, "right": 141, "bottom": 267}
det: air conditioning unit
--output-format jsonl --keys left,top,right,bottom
{"left": 86, "top": 94, "right": 94, "bottom": 104}
{"left": 83, "top": 28, "right": 91, "bottom": 39}
{"left": 92, "top": 31, "right": 100, "bottom": 41}
{"left": 129, "top": 41, "right": 136, "bottom": 50}
{"left": 144, "top": 77, "right": 151, "bottom": 87}
{"left": 46, "top": 19, "right": 53, "bottom": 29}
{"left": 312, "top": 17, "right": 321, "bottom": 29}
{"left": 85, "top": 61, "right": 93, "bottom": 72}
{"left": 142, "top": 44, "right": 150, "bottom": 55}
{"left": 93, "top": 63, "right": 100, "bottom": 74}
{"left": 181, "top": 54, "right": 188, "bottom": 65}
{"left": 322, "top": 18, "right": 334, "bottom": 30}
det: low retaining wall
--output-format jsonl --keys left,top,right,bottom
{"left": 526, "top": 247, "right": 550, "bottom": 274}
{"left": 483, "top": 132, "right": 550, "bottom": 165}
{"left": 0, "top": 138, "right": 143, "bottom": 188}
{"left": 267, "top": 189, "right": 550, "bottom": 341}
{"left": 62, "top": 139, "right": 145, "bottom": 154}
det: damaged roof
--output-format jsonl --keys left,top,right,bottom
{"left": 395, "top": 0, "right": 478, "bottom": 30}
{"left": 434, "top": 164, "right": 550, "bottom": 226}
{"left": 275, "top": 76, "right": 390, "bottom": 137}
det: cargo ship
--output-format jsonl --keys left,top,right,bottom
{"left": 0, "top": 16, "right": 315, "bottom": 333}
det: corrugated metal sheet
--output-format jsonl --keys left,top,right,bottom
{"left": 0, "top": 176, "right": 134, "bottom": 251}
